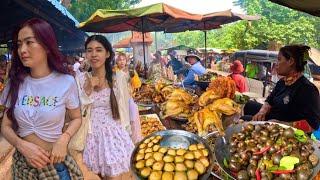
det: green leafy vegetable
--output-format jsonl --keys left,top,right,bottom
{"left": 223, "top": 158, "right": 229, "bottom": 168}
{"left": 294, "top": 129, "right": 307, "bottom": 142}
{"left": 279, "top": 156, "right": 299, "bottom": 170}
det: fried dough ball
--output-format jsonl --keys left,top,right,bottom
{"left": 176, "top": 149, "right": 187, "bottom": 156}
{"left": 184, "top": 160, "right": 195, "bottom": 169}
{"left": 175, "top": 163, "right": 187, "bottom": 172}
{"left": 163, "top": 163, "right": 175, "bottom": 172}
{"left": 167, "top": 149, "right": 176, "bottom": 156}
{"left": 145, "top": 158, "right": 156, "bottom": 167}
{"left": 199, "top": 157, "right": 210, "bottom": 168}
{"left": 174, "top": 172, "right": 187, "bottom": 180}
{"left": 144, "top": 138, "right": 151, "bottom": 144}
{"left": 197, "top": 144, "right": 205, "bottom": 150}
{"left": 188, "top": 144, "right": 198, "bottom": 151}
{"left": 174, "top": 156, "right": 184, "bottom": 163}
{"left": 140, "top": 167, "right": 152, "bottom": 178}
{"left": 187, "top": 169, "right": 199, "bottom": 180}
{"left": 138, "top": 149, "right": 146, "bottom": 154}
{"left": 145, "top": 152, "right": 153, "bottom": 160}
{"left": 152, "top": 138, "right": 160, "bottom": 144}
{"left": 136, "top": 153, "right": 144, "bottom": 161}
{"left": 163, "top": 155, "right": 174, "bottom": 163}
{"left": 184, "top": 152, "right": 195, "bottom": 160}
{"left": 135, "top": 160, "right": 145, "bottom": 169}
{"left": 148, "top": 142, "right": 154, "bottom": 148}
{"left": 139, "top": 143, "right": 147, "bottom": 149}
{"left": 153, "top": 145, "right": 160, "bottom": 152}
{"left": 201, "top": 149, "right": 209, "bottom": 157}
{"left": 162, "top": 172, "right": 174, "bottom": 180}
{"left": 149, "top": 171, "right": 162, "bottom": 180}
{"left": 145, "top": 148, "right": 153, "bottom": 153}
{"left": 153, "top": 152, "right": 164, "bottom": 161}
{"left": 155, "top": 135, "right": 162, "bottom": 140}
{"left": 194, "top": 160, "right": 206, "bottom": 175}
{"left": 159, "top": 147, "right": 168, "bottom": 154}
{"left": 152, "top": 161, "right": 165, "bottom": 171}
{"left": 193, "top": 150, "right": 203, "bottom": 159}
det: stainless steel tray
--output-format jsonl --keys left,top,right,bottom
{"left": 137, "top": 102, "right": 155, "bottom": 107}
{"left": 130, "top": 130, "right": 214, "bottom": 180}
{"left": 214, "top": 121, "right": 320, "bottom": 179}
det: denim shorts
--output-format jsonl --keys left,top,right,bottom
{"left": 54, "top": 163, "right": 71, "bottom": 180}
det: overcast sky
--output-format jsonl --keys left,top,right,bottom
{"left": 135, "top": 0, "right": 244, "bottom": 14}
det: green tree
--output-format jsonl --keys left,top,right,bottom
{"left": 173, "top": 0, "right": 320, "bottom": 50}
{"left": 68, "top": 0, "right": 141, "bottom": 23}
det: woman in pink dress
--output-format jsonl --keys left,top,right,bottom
{"left": 80, "top": 35, "right": 136, "bottom": 179}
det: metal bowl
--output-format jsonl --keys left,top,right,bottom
{"left": 137, "top": 102, "right": 155, "bottom": 107}
{"left": 131, "top": 130, "right": 214, "bottom": 180}
{"left": 170, "top": 116, "right": 189, "bottom": 122}
{"left": 214, "top": 121, "right": 320, "bottom": 179}
{"left": 203, "top": 131, "right": 223, "bottom": 180}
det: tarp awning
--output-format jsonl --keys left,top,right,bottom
{"left": 113, "top": 32, "right": 153, "bottom": 48}
{"left": 78, "top": 3, "right": 202, "bottom": 33}
{"left": 0, "top": 0, "right": 87, "bottom": 53}
{"left": 269, "top": 0, "right": 320, "bottom": 17}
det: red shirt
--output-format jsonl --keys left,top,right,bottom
{"left": 231, "top": 73, "right": 249, "bottom": 93}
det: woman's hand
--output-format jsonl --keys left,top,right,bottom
{"left": 50, "top": 133, "right": 70, "bottom": 164}
{"left": 84, "top": 74, "right": 100, "bottom": 95}
{"left": 17, "top": 140, "right": 50, "bottom": 169}
{"left": 252, "top": 112, "right": 267, "bottom": 121}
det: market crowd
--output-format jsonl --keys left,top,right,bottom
{"left": 0, "top": 18, "right": 320, "bottom": 180}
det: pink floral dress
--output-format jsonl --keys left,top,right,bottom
{"left": 83, "top": 88, "right": 134, "bottom": 177}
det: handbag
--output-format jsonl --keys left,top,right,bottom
{"left": 68, "top": 72, "right": 93, "bottom": 151}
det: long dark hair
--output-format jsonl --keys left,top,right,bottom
{"left": 7, "top": 18, "right": 69, "bottom": 130}
{"left": 279, "top": 45, "right": 310, "bottom": 72}
{"left": 85, "top": 35, "right": 120, "bottom": 120}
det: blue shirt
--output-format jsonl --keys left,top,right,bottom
{"left": 167, "top": 58, "right": 183, "bottom": 74}
{"left": 183, "top": 62, "right": 206, "bottom": 86}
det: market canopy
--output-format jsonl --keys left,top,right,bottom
{"left": 113, "top": 32, "right": 153, "bottom": 48}
{"left": 78, "top": 3, "right": 202, "bottom": 33}
{"left": 0, "top": 0, "right": 87, "bottom": 53}
{"left": 164, "top": 9, "right": 260, "bottom": 33}
{"left": 165, "top": 45, "right": 195, "bottom": 51}
{"left": 269, "top": 0, "right": 320, "bottom": 17}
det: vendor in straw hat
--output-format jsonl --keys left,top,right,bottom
{"left": 229, "top": 60, "right": 249, "bottom": 93}
{"left": 182, "top": 50, "right": 206, "bottom": 87}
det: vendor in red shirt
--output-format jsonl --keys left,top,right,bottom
{"left": 229, "top": 60, "right": 249, "bottom": 93}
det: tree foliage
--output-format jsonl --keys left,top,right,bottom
{"left": 173, "top": 0, "right": 320, "bottom": 50}
{"left": 68, "top": 0, "right": 141, "bottom": 23}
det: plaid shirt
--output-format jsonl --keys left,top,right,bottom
{"left": 12, "top": 151, "right": 83, "bottom": 180}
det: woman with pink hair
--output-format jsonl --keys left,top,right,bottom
{"left": 0, "top": 18, "right": 82, "bottom": 179}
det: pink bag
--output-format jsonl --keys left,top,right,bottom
{"left": 129, "top": 98, "right": 143, "bottom": 144}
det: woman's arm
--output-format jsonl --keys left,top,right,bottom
{"left": 50, "top": 107, "right": 81, "bottom": 164}
{"left": 252, "top": 102, "right": 272, "bottom": 121}
{"left": 1, "top": 110, "right": 50, "bottom": 168}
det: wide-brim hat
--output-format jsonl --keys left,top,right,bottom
{"left": 230, "top": 60, "right": 244, "bottom": 73}
{"left": 185, "top": 54, "right": 201, "bottom": 62}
